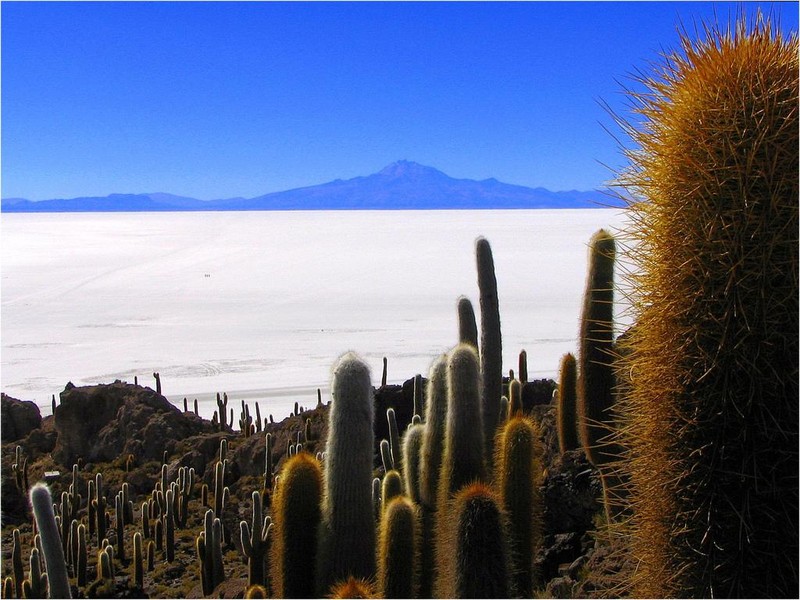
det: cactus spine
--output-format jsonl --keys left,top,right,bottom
{"left": 378, "top": 497, "right": 419, "bottom": 599}
{"left": 270, "top": 453, "right": 323, "bottom": 598}
{"left": 476, "top": 237, "right": 503, "bottom": 465}
{"left": 617, "top": 14, "right": 799, "bottom": 597}
{"left": 29, "top": 483, "right": 72, "bottom": 599}
{"left": 557, "top": 352, "right": 580, "bottom": 453}
{"left": 495, "top": 415, "right": 543, "bottom": 596}
{"left": 317, "top": 352, "right": 376, "bottom": 592}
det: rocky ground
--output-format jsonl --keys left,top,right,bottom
{"left": 1, "top": 378, "right": 633, "bottom": 598}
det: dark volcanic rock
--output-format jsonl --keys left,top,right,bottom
{"left": 53, "top": 382, "right": 217, "bottom": 467}
{"left": 1, "top": 394, "right": 42, "bottom": 443}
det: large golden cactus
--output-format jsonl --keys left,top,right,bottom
{"left": 617, "top": 13, "right": 798, "bottom": 598}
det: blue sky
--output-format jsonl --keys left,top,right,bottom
{"left": 2, "top": 1, "right": 797, "bottom": 201}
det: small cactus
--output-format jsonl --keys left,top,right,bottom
{"left": 457, "top": 296, "right": 478, "bottom": 349}
{"left": 557, "top": 353, "right": 580, "bottom": 454}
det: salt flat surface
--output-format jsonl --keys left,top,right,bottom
{"left": 1, "top": 209, "right": 630, "bottom": 419}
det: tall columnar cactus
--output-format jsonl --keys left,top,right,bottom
{"left": 11, "top": 529, "right": 24, "bottom": 597}
{"left": 402, "top": 423, "right": 425, "bottom": 504}
{"left": 438, "top": 344, "right": 487, "bottom": 508}
{"left": 419, "top": 354, "right": 448, "bottom": 510}
{"left": 495, "top": 415, "right": 544, "bottom": 597}
{"left": 456, "top": 296, "right": 478, "bottom": 350}
{"left": 577, "top": 229, "right": 617, "bottom": 467}
{"left": 271, "top": 453, "right": 322, "bottom": 598}
{"left": 196, "top": 509, "right": 226, "bottom": 596}
{"left": 436, "top": 482, "right": 511, "bottom": 598}
{"left": 216, "top": 392, "right": 229, "bottom": 430}
{"left": 164, "top": 488, "right": 175, "bottom": 562}
{"left": 114, "top": 492, "right": 126, "bottom": 562}
{"left": 264, "top": 432, "right": 274, "bottom": 492}
{"left": 29, "top": 483, "right": 72, "bottom": 599}
{"left": 241, "top": 491, "right": 271, "bottom": 590}
{"left": 617, "top": 15, "right": 799, "bottom": 598}
{"left": 518, "top": 349, "right": 528, "bottom": 384}
{"left": 557, "top": 352, "right": 580, "bottom": 454}
{"left": 22, "top": 548, "right": 48, "bottom": 599}
{"left": 508, "top": 379, "right": 522, "bottom": 417}
{"left": 317, "top": 352, "right": 376, "bottom": 592}
{"left": 412, "top": 374, "right": 424, "bottom": 419}
{"left": 476, "top": 237, "right": 503, "bottom": 465}
{"left": 379, "top": 439, "right": 394, "bottom": 473}
{"left": 76, "top": 523, "right": 87, "bottom": 589}
{"left": 378, "top": 497, "right": 419, "bottom": 599}
{"left": 94, "top": 473, "right": 107, "bottom": 544}
{"left": 386, "top": 408, "right": 402, "bottom": 473}
{"left": 132, "top": 531, "right": 144, "bottom": 590}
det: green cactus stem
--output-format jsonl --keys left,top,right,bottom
{"left": 29, "top": 483, "right": 71, "bottom": 599}
{"left": 271, "top": 453, "right": 322, "bottom": 598}
{"left": 378, "top": 496, "right": 419, "bottom": 599}
{"left": 457, "top": 296, "right": 479, "bottom": 350}
{"left": 241, "top": 491, "right": 271, "bottom": 589}
{"left": 317, "top": 352, "right": 376, "bottom": 592}
{"left": 476, "top": 237, "right": 503, "bottom": 466}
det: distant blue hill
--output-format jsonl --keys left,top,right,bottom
{"left": 2, "top": 161, "right": 622, "bottom": 212}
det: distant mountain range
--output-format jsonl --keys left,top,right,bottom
{"left": 2, "top": 161, "right": 621, "bottom": 212}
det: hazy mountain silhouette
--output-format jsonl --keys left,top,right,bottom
{"left": 2, "top": 161, "right": 618, "bottom": 212}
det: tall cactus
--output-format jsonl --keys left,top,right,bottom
{"left": 378, "top": 497, "right": 419, "bottom": 599}
{"left": 11, "top": 529, "right": 24, "bottom": 598}
{"left": 386, "top": 408, "right": 402, "bottom": 473}
{"left": 476, "top": 237, "right": 503, "bottom": 465}
{"left": 270, "top": 453, "right": 322, "bottom": 598}
{"left": 495, "top": 415, "right": 544, "bottom": 596}
{"left": 577, "top": 229, "right": 617, "bottom": 467}
{"left": 22, "top": 548, "right": 48, "bottom": 599}
{"left": 437, "top": 344, "right": 486, "bottom": 508}
{"left": 419, "top": 354, "right": 448, "bottom": 510}
{"left": 317, "top": 352, "right": 376, "bottom": 591}
{"left": 241, "top": 491, "right": 271, "bottom": 590}
{"left": 617, "top": 14, "right": 799, "bottom": 598}
{"left": 436, "top": 482, "right": 511, "bottom": 598}
{"left": 29, "top": 483, "right": 71, "bottom": 599}
{"left": 402, "top": 423, "right": 425, "bottom": 504}
{"left": 557, "top": 352, "right": 580, "bottom": 453}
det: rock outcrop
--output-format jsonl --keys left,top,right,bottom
{"left": 1, "top": 394, "right": 42, "bottom": 443}
{"left": 53, "top": 381, "right": 216, "bottom": 466}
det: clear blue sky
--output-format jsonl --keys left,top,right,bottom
{"left": 2, "top": 1, "right": 797, "bottom": 201}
